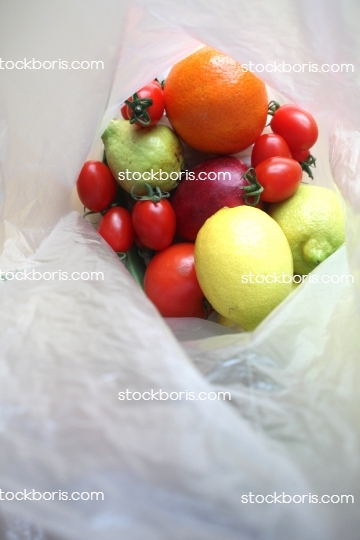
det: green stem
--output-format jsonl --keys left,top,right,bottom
{"left": 240, "top": 168, "right": 264, "bottom": 206}
{"left": 126, "top": 92, "right": 153, "bottom": 126}
{"left": 300, "top": 154, "right": 316, "bottom": 180}
{"left": 83, "top": 201, "right": 122, "bottom": 221}
{"left": 267, "top": 100, "right": 281, "bottom": 116}
{"left": 124, "top": 245, "right": 146, "bottom": 289}
{"left": 131, "top": 183, "right": 170, "bottom": 202}
{"left": 266, "top": 100, "right": 281, "bottom": 126}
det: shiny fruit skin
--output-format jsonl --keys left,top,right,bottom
{"left": 77, "top": 161, "right": 117, "bottom": 212}
{"left": 98, "top": 207, "right": 135, "bottom": 253}
{"left": 268, "top": 185, "right": 345, "bottom": 275}
{"left": 132, "top": 199, "right": 176, "bottom": 251}
{"left": 164, "top": 46, "right": 268, "bottom": 154}
{"left": 120, "top": 102, "right": 130, "bottom": 120}
{"left": 171, "top": 156, "right": 262, "bottom": 241}
{"left": 126, "top": 83, "right": 165, "bottom": 127}
{"left": 270, "top": 104, "right": 318, "bottom": 151}
{"left": 144, "top": 243, "right": 205, "bottom": 318}
{"left": 194, "top": 206, "right": 293, "bottom": 331}
{"left": 251, "top": 133, "right": 292, "bottom": 168}
{"left": 256, "top": 157, "right": 303, "bottom": 203}
{"left": 291, "top": 148, "right": 310, "bottom": 162}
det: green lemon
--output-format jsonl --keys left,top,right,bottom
{"left": 268, "top": 185, "right": 345, "bottom": 275}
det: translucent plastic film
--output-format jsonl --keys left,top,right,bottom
{"left": 0, "top": 0, "right": 360, "bottom": 538}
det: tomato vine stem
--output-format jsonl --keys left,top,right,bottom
{"left": 131, "top": 183, "right": 170, "bottom": 202}
{"left": 299, "top": 154, "right": 316, "bottom": 180}
{"left": 240, "top": 168, "right": 264, "bottom": 206}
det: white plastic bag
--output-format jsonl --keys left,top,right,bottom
{"left": 1, "top": 0, "right": 360, "bottom": 538}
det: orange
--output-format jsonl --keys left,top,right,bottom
{"left": 164, "top": 46, "right": 268, "bottom": 155}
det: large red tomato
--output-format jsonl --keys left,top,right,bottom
{"left": 144, "top": 243, "right": 205, "bottom": 318}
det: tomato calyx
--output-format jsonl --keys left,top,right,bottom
{"left": 125, "top": 92, "right": 154, "bottom": 126}
{"left": 240, "top": 168, "right": 264, "bottom": 206}
{"left": 299, "top": 154, "right": 316, "bottom": 180}
{"left": 266, "top": 100, "right": 281, "bottom": 126}
{"left": 131, "top": 182, "right": 170, "bottom": 203}
{"left": 267, "top": 100, "right": 281, "bottom": 117}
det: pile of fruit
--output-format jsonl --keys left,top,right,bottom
{"left": 76, "top": 46, "right": 345, "bottom": 331}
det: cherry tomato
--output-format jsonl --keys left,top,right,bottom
{"left": 144, "top": 243, "right": 205, "bottom": 318}
{"left": 120, "top": 102, "right": 130, "bottom": 120}
{"left": 132, "top": 199, "right": 176, "bottom": 251}
{"left": 251, "top": 133, "right": 291, "bottom": 168}
{"left": 134, "top": 234, "right": 146, "bottom": 250}
{"left": 270, "top": 104, "right": 318, "bottom": 151}
{"left": 255, "top": 157, "right": 303, "bottom": 202}
{"left": 291, "top": 148, "right": 310, "bottom": 162}
{"left": 291, "top": 149, "right": 316, "bottom": 179}
{"left": 152, "top": 79, "right": 162, "bottom": 89}
{"left": 98, "top": 207, "right": 134, "bottom": 253}
{"left": 126, "top": 82, "right": 165, "bottom": 126}
{"left": 77, "top": 161, "right": 117, "bottom": 212}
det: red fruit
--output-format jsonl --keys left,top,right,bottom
{"left": 251, "top": 133, "right": 291, "bottom": 168}
{"left": 270, "top": 104, "right": 318, "bottom": 151}
{"left": 255, "top": 157, "right": 303, "bottom": 202}
{"left": 291, "top": 148, "right": 310, "bottom": 162}
{"left": 132, "top": 198, "right": 176, "bottom": 251}
{"left": 77, "top": 161, "right": 117, "bottom": 213}
{"left": 126, "top": 83, "right": 164, "bottom": 127}
{"left": 170, "top": 156, "right": 262, "bottom": 241}
{"left": 144, "top": 243, "right": 205, "bottom": 318}
{"left": 98, "top": 207, "right": 134, "bottom": 253}
{"left": 134, "top": 234, "right": 146, "bottom": 249}
{"left": 291, "top": 148, "right": 316, "bottom": 179}
{"left": 120, "top": 102, "right": 130, "bottom": 119}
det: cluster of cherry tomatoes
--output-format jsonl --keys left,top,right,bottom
{"left": 244, "top": 102, "right": 318, "bottom": 205}
{"left": 76, "top": 158, "right": 205, "bottom": 319}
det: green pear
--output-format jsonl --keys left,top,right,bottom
{"left": 101, "top": 119, "right": 185, "bottom": 194}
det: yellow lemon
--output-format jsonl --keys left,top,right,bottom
{"left": 194, "top": 206, "right": 293, "bottom": 331}
{"left": 217, "top": 313, "right": 243, "bottom": 332}
{"left": 268, "top": 185, "right": 345, "bottom": 275}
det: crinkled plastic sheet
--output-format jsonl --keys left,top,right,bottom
{"left": 1, "top": 0, "right": 360, "bottom": 539}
